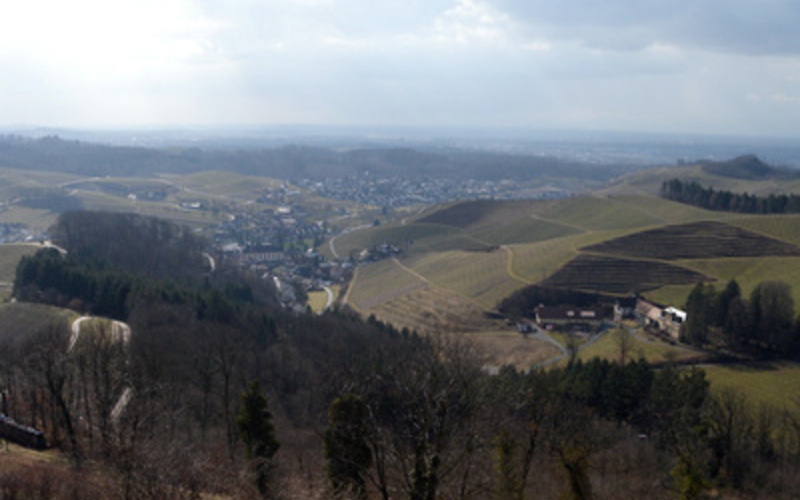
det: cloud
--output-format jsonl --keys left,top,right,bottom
{"left": 488, "top": 0, "right": 800, "bottom": 56}
{"left": 0, "top": 0, "right": 797, "bottom": 135}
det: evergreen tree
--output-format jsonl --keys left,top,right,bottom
{"left": 324, "top": 393, "right": 373, "bottom": 500}
{"left": 237, "top": 381, "right": 280, "bottom": 496}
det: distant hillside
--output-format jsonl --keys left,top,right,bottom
{"left": 602, "top": 155, "right": 800, "bottom": 197}
{"left": 0, "top": 134, "right": 635, "bottom": 184}
{"left": 699, "top": 154, "right": 797, "bottom": 180}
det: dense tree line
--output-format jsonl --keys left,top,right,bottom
{"left": 682, "top": 279, "right": 800, "bottom": 357}
{"left": 660, "top": 178, "right": 800, "bottom": 214}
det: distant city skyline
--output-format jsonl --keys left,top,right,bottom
{"left": 1, "top": 0, "right": 799, "bottom": 137}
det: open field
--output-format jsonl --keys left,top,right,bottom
{"left": 0, "top": 302, "right": 74, "bottom": 346}
{"left": 171, "top": 171, "right": 282, "bottom": 201}
{"left": 600, "top": 195, "right": 732, "bottom": 224}
{"left": 346, "top": 259, "right": 428, "bottom": 311}
{"left": 329, "top": 222, "right": 459, "bottom": 258}
{"left": 729, "top": 214, "right": 800, "bottom": 247}
{"left": 0, "top": 244, "right": 41, "bottom": 282}
{"left": 703, "top": 362, "right": 800, "bottom": 410}
{"left": 539, "top": 196, "right": 662, "bottom": 231}
{"left": 462, "top": 330, "right": 561, "bottom": 370}
{"left": 0, "top": 207, "right": 57, "bottom": 233}
{"left": 405, "top": 249, "right": 527, "bottom": 309}
{"left": 678, "top": 256, "right": 800, "bottom": 301}
{"left": 307, "top": 285, "right": 340, "bottom": 314}
{"left": 570, "top": 328, "right": 705, "bottom": 365}
{"left": 469, "top": 216, "right": 581, "bottom": 245}
{"left": 415, "top": 199, "right": 558, "bottom": 230}
{"left": 365, "top": 286, "right": 502, "bottom": 334}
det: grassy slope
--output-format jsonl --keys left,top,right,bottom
{"left": 571, "top": 329, "right": 704, "bottom": 365}
{"left": 703, "top": 362, "right": 800, "bottom": 410}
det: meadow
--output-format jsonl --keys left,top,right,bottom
{"left": 703, "top": 362, "right": 800, "bottom": 410}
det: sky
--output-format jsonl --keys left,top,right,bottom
{"left": 1, "top": 0, "right": 799, "bottom": 137}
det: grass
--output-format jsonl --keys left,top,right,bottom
{"left": 540, "top": 196, "right": 663, "bottom": 231}
{"left": 679, "top": 256, "right": 800, "bottom": 302}
{"left": 0, "top": 207, "right": 58, "bottom": 233}
{"left": 605, "top": 196, "right": 731, "bottom": 224}
{"left": 571, "top": 328, "right": 703, "bottom": 365}
{"left": 703, "top": 362, "right": 800, "bottom": 410}
{"left": 405, "top": 249, "right": 527, "bottom": 309}
{"left": 363, "top": 286, "right": 502, "bottom": 335}
{"left": 461, "top": 330, "right": 561, "bottom": 370}
{"left": 729, "top": 214, "right": 800, "bottom": 247}
{"left": 0, "top": 244, "right": 40, "bottom": 282}
{"left": 469, "top": 216, "right": 581, "bottom": 246}
{"left": 306, "top": 285, "right": 340, "bottom": 314}
{"left": 0, "top": 302, "right": 74, "bottom": 347}
{"left": 330, "top": 223, "right": 459, "bottom": 259}
{"left": 346, "top": 259, "right": 428, "bottom": 311}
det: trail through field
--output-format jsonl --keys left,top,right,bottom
{"left": 69, "top": 316, "right": 133, "bottom": 424}
{"left": 202, "top": 252, "right": 216, "bottom": 272}
{"left": 500, "top": 245, "right": 533, "bottom": 285}
{"left": 328, "top": 223, "right": 372, "bottom": 259}
{"left": 322, "top": 286, "right": 334, "bottom": 311}
{"left": 534, "top": 327, "right": 612, "bottom": 368}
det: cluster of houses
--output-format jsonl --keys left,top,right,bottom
{"left": 528, "top": 296, "right": 687, "bottom": 340}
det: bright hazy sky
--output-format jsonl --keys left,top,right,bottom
{"left": 2, "top": 0, "right": 799, "bottom": 136}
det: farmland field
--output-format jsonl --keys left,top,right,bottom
{"left": 583, "top": 221, "right": 800, "bottom": 260}
{"left": 570, "top": 328, "right": 705, "bottom": 365}
{"left": 363, "top": 286, "right": 501, "bottom": 334}
{"left": 346, "top": 259, "right": 427, "bottom": 311}
{"left": 462, "top": 330, "right": 561, "bottom": 369}
{"left": 703, "top": 362, "right": 800, "bottom": 410}
{"left": 405, "top": 249, "right": 526, "bottom": 308}
{"left": 603, "top": 196, "right": 732, "bottom": 224}
{"left": 728, "top": 215, "right": 800, "bottom": 247}
{"left": 469, "top": 216, "right": 581, "bottom": 245}
{"left": 329, "top": 222, "right": 459, "bottom": 258}
{"left": 0, "top": 244, "right": 41, "bottom": 282}
{"left": 415, "top": 199, "right": 557, "bottom": 230}
{"left": 542, "top": 254, "right": 710, "bottom": 294}
{"left": 539, "top": 196, "right": 662, "bottom": 231}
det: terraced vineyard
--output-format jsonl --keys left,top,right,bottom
{"left": 583, "top": 221, "right": 800, "bottom": 260}
{"left": 542, "top": 254, "right": 710, "bottom": 294}
{"left": 359, "top": 285, "right": 501, "bottom": 334}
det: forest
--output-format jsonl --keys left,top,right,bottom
{"left": 681, "top": 279, "right": 800, "bottom": 358}
{"left": 2, "top": 212, "right": 800, "bottom": 499}
{"left": 660, "top": 178, "right": 800, "bottom": 214}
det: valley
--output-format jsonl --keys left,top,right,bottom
{"left": 2, "top": 137, "right": 800, "bottom": 499}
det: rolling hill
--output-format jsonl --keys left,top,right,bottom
{"left": 337, "top": 162, "right": 800, "bottom": 336}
